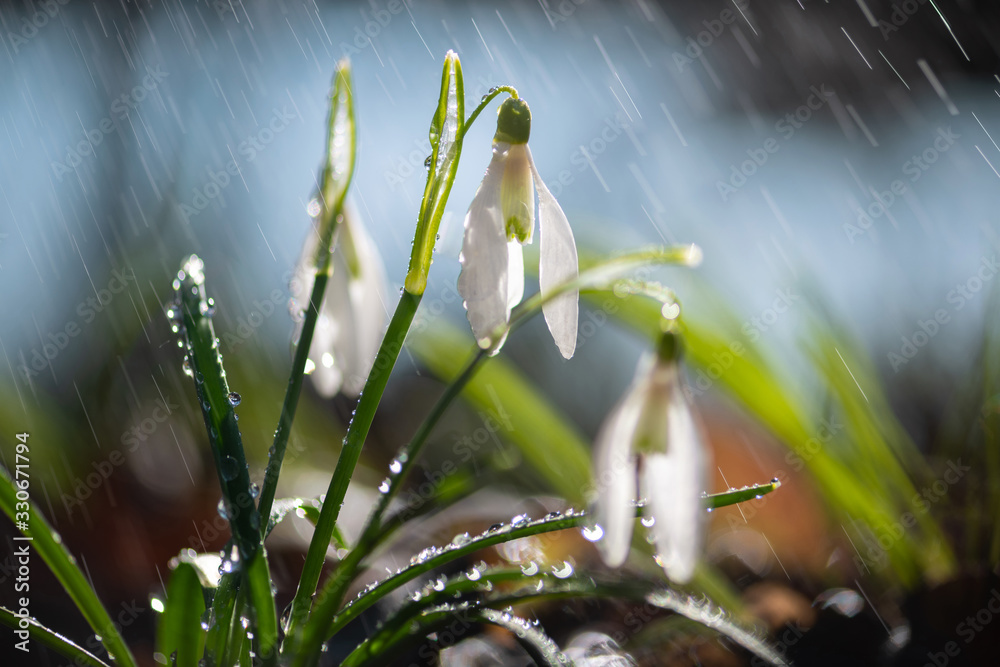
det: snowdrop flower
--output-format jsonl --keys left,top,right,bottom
{"left": 457, "top": 97, "right": 579, "bottom": 358}
{"left": 292, "top": 202, "right": 388, "bottom": 397}
{"left": 590, "top": 331, "right": 708, "bottom": 583}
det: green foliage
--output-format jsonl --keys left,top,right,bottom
{"left": 0, "top": 52, "right": 805, "bottom": 667}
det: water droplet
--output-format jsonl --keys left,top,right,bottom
{"left": 520, "top": 561, "right": 539, "bottom": 576}
{"left": 552, "top": 561, "right": 574, "bottom": 579}
{"left": 182, "top": 356, "right": 193, "bottom": 377}
{"left": 423, "top": 154, "right": 433, "bottom": 169}
{"left": 466, "top": 568, "right": 481, "bottom": 581}
{"left": 217, "top": 499, "right": 230, "bottom": 520}
{"left": 641, "top": 516, "right": 656, "bottom": 528}
{"left": 199, "top": 298, "right": 216, "bottom": 317}
{"left": 227, "top": 391, "right": 241, "bottom": 406}
{"left": 706, "top": 507, "right": 714, "bottom": 513}
{"left": 487, "top": 522, "right": 504, "bottom": 533}
{"left": 220, "top": 456, "right": 240, "bottom": 481}
{"left": 511, "top": 514, "right": 528, "bottom": 527}
{"left": 378, "top": 479, "right": 390, "bottom": 494}
{"left": 451, "top": 532, "right": 470, "bottom": 546}
{"left": 389, "top": 459, "right": 402, "bottom": 474}
{"left": 304, "top": 358, "right": 316, "bottom": 375}
{"left": 582, "top": 524, "right": 604, "bottom": 542}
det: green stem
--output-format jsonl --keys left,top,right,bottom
{"left": 459, "top": 85, "right": 518, "bottom": 142}
{"left": 303, "top": 348, "right": 487, "bottom": 619}
{"left": 256, "top": 269, "right": 331, "bottom": 532}
{"left": 283, "top": 290, "right": 421, "bottom": 653}
{"left": 258, "top": 60, "right": 355, "bottom": 534}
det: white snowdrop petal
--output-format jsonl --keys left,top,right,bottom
{"left": 643, "top": 393, "right": 707, "bottom": 584}
{"left": 527, "top": 146, "right": 579, "bottom": 359}
{"left": 506, "top": 240, "right": 525, "bottom": 312}
{"left": 293, "top": 216, "right": 344, "bottom": 397}
{"left": 458, "top": 148, "right": 510, "bottom": 351}
{"left": 591, "top": 381, "right": 646, "bottom": 568}
{"left": 339, "top": 208, "right": 389, "bottom": 396}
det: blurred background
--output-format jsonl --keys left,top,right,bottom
{"left": 2, "top": 0, "right": 1000, "bottom": 664}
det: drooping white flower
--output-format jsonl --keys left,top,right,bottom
{"left": 292, "top": 202, "right": 388, "bottom": 397}
{"left": 590, "top": 332, "right": 708, "bottom": 583}
{"left": 457, "top": 97, "right": 579, "bottom": 358}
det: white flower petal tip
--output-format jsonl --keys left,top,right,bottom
{"left": 527, "top": 146, "right": 579, "bottom": 360}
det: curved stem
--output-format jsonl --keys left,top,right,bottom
{"left": 459, "top": 85, "right": 518, "bottom": 142}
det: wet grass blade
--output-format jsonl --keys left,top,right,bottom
{"left": 173, "top": 255, "right": 276, "bottom": 661}
{"left": 0, "top": 605, "right": 111, "bottom": 667}
{"left": 318, "top": 482, "right": 779, "bottom": 642}
{"left": 343, "top": 568, "right": 785, "bottom": 667}
{"left": 0, "top": 466, "right": 137, "bottom": 667}
{"left": 156, "top": 558, "right": 207, "bottom": 667}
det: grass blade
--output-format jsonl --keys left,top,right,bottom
{"left": 155, "top": 558, "right": 207, "bottom": 667}
{"left": 0, "top": 605, "right": 111, "bottom": 667}
{"left": 318, "top": 482, "right": 778, "bottom": 642}
{"left": 173, "top": 255, "right": 276, "bottom": 659}
{"left": 0, "top": 466, "right": 137, "bottom": 667}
